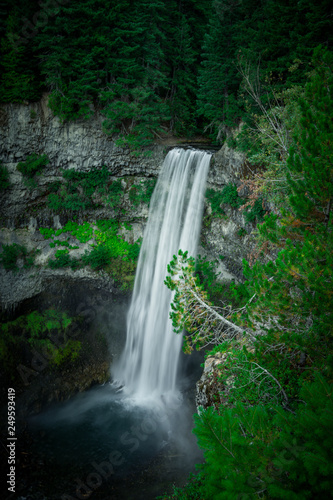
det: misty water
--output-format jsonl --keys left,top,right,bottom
{"left": 25, "top": 148, "right": 211, "bottom": 499}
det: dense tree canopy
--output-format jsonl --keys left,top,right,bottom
{"left": 1, "top": 0, "right": 331, "bottom": 148}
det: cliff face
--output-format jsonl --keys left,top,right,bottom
{"left": 0, "top": 96, "right": 254, "bottom": 308}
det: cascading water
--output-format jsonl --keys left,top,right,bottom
{"left": 113, "top": 148, "right": 211, "bottom": 398}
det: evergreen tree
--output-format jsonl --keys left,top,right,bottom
{"left": 197, "top": 0, "right": 243, "bottom": 140}
{"left": 0, "top": 1, "right": 41, "bottom": 102}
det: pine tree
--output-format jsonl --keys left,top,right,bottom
{"left": 196, "top": 0, "right": 244, "bottom": 140}
{"left": 0, "top": 2, "right": 41, "bottom": 103}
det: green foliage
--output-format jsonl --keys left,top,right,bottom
{"left": 0, "top": 243, "right": 36, "bottom": 271}
{"left": 82, "top": 245, "right": 112, "bottom": 271}
{"left": 205, "top": 189, "right": 225, "bottom": 216}
{"left": 191, "top": 374, "right": 333, "bottom": 499}
{"left": 197, "top": 0, "right": 333, "bottom": 141}
{"left": 0, "top": 163, "right": 10, "bottom": 190}
{"left": 128, "top": 178, "right": 157, "bottom": 206}
{"left": 157, "top": 472, "right": 205, "bottom": 500}
{"left": 244, "top": 198, "right": 266, "bottom": 223}
{"left": 48, "top": 249, "right": 80, "bottom": 270}
{"left": 47, "top": 167, "right": 124, "bottom": 213}
{"left": 32, "top": 0, "right": 210, "bottom": 149}
{"left": 107, "top": 179, "right": 123, "bottom": 211}
{"left": 268, "top": 374, "right": 333, "bottom": 498}
{"left": 220, "top": 183, "right": 244, "bottom": 208}
{"left": 237, "top": 227, "right": 247, "bottom": 237}
{"left": 0, "top": 8, "right": 41, "bottom": 103}
{"left": 49, "top": 339, "right": 82, "bottom": 367}
{"left": 206, "top": 184, "right": 245, "bottom": 217}
{"left": 16, "top": 153, "right": 49, "bottom": 178}
{"left": 40, "top": 217, "right": 141, "bottom": 288}
{"left": 60, "top": 221, "right": 93, "bottom": 243}
{"left": 195, "top": 255, "right": 224, "bottom": 301}
{"left": 0, "top": 309, "right": 77, "bottom": 378}
{"left": 169, "top": 49, "right": 333, "bottom": 499}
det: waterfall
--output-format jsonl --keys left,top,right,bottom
{"left": 113, "top": 148, "right": 211, "bottom": 398}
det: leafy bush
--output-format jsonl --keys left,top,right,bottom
{"left": 47, "top": 167, "right": 123, "bottom": 213}
{"left": 245, "top": 198, "right": 266, "bottom": 222}
{"left": 39, "top": 227, "right": 55, "bottom": 239}
{"left": 127, "top": 239, "right": 141, "bottom": 261}
{"left": 107, "top": 179, "right": 123, "bottom": 210}
{"left": 220, "top": 183, "right": 244, "bottom": 208}
{"left": 206, "top": 184, "right": 245, "bottom": 216}
{"left": 16, "top": 153, "right": 49, "bottom": 178}
{"left": 82, "top": 245, "right": 112, "bottom": 270}
{"left": 0, "top": 243, "right": 35, "bottom": 271}
{"left": 0, "top": 164, "right": 10, "bottom": 190}
{"left": 48, "top": 192, "right": 87, "bottom": 211}
{"left": 237, "top": 227, "right": 247, "bottom": 237}
{"left": 129, "top": 178, "right": 157, "bottom": 206}
{"left": 205, "top": 188, "right": 225, "bottom": 216}
{"left": 48, "top": 249, "right": 80, "bottom": 269}
{"left": 60, "top": 221, "right": 93, "bottom": 243}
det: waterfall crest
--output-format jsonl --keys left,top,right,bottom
{"left": 113, "top": 148, "right": 211, "bottom": 398}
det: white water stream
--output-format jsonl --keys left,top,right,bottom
{"left": 113, "top": 148, "right": 211, "bottom": 398}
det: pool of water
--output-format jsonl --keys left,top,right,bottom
{"left": 21, "top": 380, "right": 203, "bottom": 499}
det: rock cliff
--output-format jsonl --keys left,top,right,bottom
{"left": 0, "top": 95, "right": 254, "bottom": 308}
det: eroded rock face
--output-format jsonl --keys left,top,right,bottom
{"left": 207, "top": 143, "right": 245, "bottom": 188}
{"left": 0, "top": 95, "right": 256, "bottom": 315}
{"left": 0, "top": 94, "right": 165, "bottom": 175}
{"left": 196, "top": 352, "right": 233, "bottom": 411}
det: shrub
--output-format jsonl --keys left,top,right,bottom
{"left": 129, "top": 178, "right": 156, "bottom": 206}
{"left": 245, "top": 198, "right": 266, "bottom": 222}
{"left": 0, "top": 243, "right": 35, "bottom": 271}
{"left": 220, "top": 183, "right": 244, "bottom": 208}
{"left": 0, "top": 309, "right": 76, "bottom": 377}
{"left": 16, "top": 153, "right": 49, "bottom": 178}
{"left": 107, "top": 179, "right": 123, "bottom": 209}
{"left": 82, "top": 245, "right": 112, "bottom": 270}
{"left": 60, "top": 221, "right": 93, "bottom": 243}
{"left": 48, "top": 249, "right": 80, "bottom": 269}
{"left": 47, "top": 167, "right": 120, "bottom": 212}
{"left": 205, "top": 188, "right": 225, "bottom": 216}
{"left": 0, "top": 164, "right": 10, "bottom": 190}
{"left": 48, "top": 192, "right": 87, "bottom": 211}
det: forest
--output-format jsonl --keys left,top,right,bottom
{"left": 1, "top": 0, "right": 333, "bottom": 498}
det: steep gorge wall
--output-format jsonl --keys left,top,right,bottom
{"left": 0, "top": 96, "right": 254, "bottom": 308}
